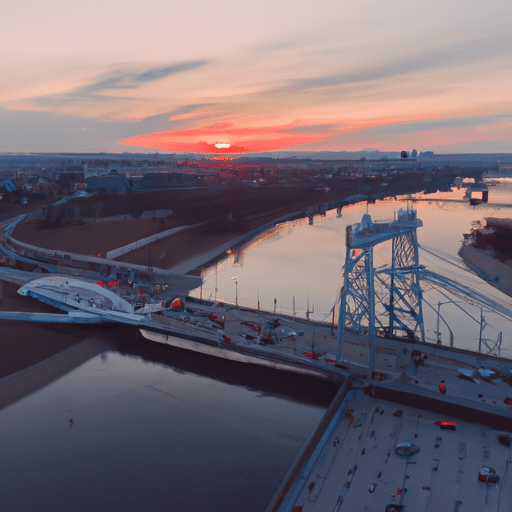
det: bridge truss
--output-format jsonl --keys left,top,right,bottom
{"left": 336, "top": 208, "right": 425, "bottom": 374}
{"left": 335, "top": 207, "right": 509, "bottom": 374}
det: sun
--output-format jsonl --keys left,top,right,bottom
{"left": 214, "top": 143, "right": 231, "bottom": 149}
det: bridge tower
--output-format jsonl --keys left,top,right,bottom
{"left": 336, "top": 207, "right": 425, "bottom": 376}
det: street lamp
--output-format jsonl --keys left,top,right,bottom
{"left": 231, "top": 276, "right": 238, "bottom": 306}
{"left": 434, "top": 300, "right": 491, "bottom": 349}
{"left": 434, "top": 301, "right": 455, "bottom": 347}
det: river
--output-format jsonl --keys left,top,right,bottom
{"left": 193, "top": 179, "right": 512, "bottom": 357}
{"left": 0, "top": 326, "right": 337, "bottom": 512}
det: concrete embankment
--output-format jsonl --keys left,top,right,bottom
{"left": 105, "top": 224, "right": 191, "bottom": 259}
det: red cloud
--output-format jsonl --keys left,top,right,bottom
{"left": 120, "top": 122, "right": 327, "bottom": 153}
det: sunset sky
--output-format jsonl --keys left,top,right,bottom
{"left": 1, "top": 0, "right": 511, "bottom": 154}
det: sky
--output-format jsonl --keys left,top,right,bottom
{"left": 1, "top": 0, "right": 512, "bottom": 155}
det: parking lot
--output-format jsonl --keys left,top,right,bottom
{"left": 291, "top": 390, "right": 512, "bottom": 511}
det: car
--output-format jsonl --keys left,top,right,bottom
{"left": 498, "top": 434, "right": 511, "bottom": 447}
{"left": 478, "top": 466, "right": 500, "bottom": 483}
{"left": 395, "top": 441, "right": 420, "bottom": 458}
{"left": 434, "top": 420, "right": 456, "bottom": 431}
{"left": 368, "top": 483, "right": 377, "bottom": 493}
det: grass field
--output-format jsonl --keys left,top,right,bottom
{"left": 13, "top": 217, "right": 182, "bottom": 256}
{"left": 12, "top": 204, "right": 302, "bottom": 270}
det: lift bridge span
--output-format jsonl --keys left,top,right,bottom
{"left": 336, "top": 207, "right": 510, "bottom": 375}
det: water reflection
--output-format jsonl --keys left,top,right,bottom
{"left": 113, "top": 331, "right": 338, "bottom": 407}
{"left": 0, "top": 328, "right": 335, "bottom": 512}
{"left": 193, "top": 183, "right": 512, "bottom": 357}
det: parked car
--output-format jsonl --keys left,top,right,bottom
{"left": 478, "top": 466, "right": 500, "bottom": 483}
{"left": 395, "top": 441, "right": 420, "bottom": 458}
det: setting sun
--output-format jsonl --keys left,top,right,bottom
{"left": 215, "top": 143, "right": 231, "bottom": 149}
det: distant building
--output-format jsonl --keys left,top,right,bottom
{"left": 85, "top": 176, "right": 130, "bottom": 193}
{"left": 140, "top": 172, "right": 197, "bottom": 190}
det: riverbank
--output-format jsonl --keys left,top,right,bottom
{"left": 0, "top": 211, "right": 301, "bottom": 378}
{"left": 0, "top": 182, "right": 445, "bottom": 379}
{"left": 11, "top": 177, "right": 434, "bottom": 272}
{"left": 1, "top": 204, "right": 316, "bottom": 378}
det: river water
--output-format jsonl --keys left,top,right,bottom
{"left": 193, "top": 179, "right": 512, "bottom": 358}
{"left": 0, "top": 328, "right": 336, "bottom": 512}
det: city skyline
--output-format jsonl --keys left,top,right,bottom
{"left": 1, "top": 0, "right": 511, "bottom": 154}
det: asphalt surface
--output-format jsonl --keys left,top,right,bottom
{"left": 291, "top": 390, "right": 512, "bottom": 511}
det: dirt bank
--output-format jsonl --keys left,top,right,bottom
{"left": 13, "top": 217, "right": 182, "bottom": 255}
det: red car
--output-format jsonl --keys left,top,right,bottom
{"left": 478, "top": 467, "right": 500, "bottom": 483}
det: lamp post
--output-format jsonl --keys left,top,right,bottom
{"left": 434, "top": 300, "right": 486, "bottom": 349}
{"left": 434, "top": 301, "right": 455, "bottom": 347}
{"left": 231, "top": 276, "right": 238, "bottom": 306}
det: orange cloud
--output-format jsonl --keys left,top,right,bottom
{"left": 121, "top": 113, "right": 475, "bottom": 154}
{"left": 120, "top": 121, "right": 328, "bottom": 153}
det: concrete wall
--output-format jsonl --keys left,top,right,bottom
{"left": 106, "top": 225, "right": 190, "bottom": 259}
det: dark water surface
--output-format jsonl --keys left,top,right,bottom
{"left": 0, "top": 328, "right": 337, "bottom": 512}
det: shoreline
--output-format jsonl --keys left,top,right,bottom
{"left": 0, "top": 187, "right": 436, "bottom": 380}
{"left": 167, "top": 208, "right": 314, "bottom": 275}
